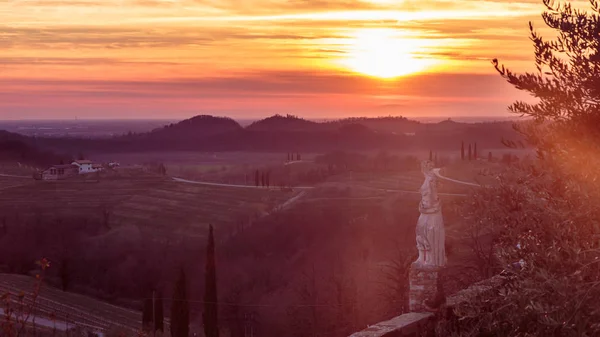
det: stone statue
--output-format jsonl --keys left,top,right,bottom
{"left": 414, "top": 160, "right": 446, "bottom": 267}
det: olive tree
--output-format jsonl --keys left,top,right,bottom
{"left": 442, "top": 1, "right": 600, "bottom": 336}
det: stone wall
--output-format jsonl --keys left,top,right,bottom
{"left": 348, "top": 313, "right": 435, "bottom": 337}
{"left": 348, "top": 275, "right": 506, "bottom": 337}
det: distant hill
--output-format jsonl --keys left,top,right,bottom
{"left": 0, "top": 130, "right": 64, "bottom": 167}
{"left": 247, "top": 114, "right": 324, "bottom": 132}
{"left": 7, "top": 115, "right": 523, "bottom": 154}
{"left": 146, "top": 115, "right": 242, "bottom": 140}
{"left": 331, "top": 116, "right": 422, "bottom": 135}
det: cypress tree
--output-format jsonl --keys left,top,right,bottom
{"left": 204, "top": 225, "right": 219, "bottom": 337}
{"left": 261, "top": 172, "right": 265, "bottom": 187}
{"left": 155, "top": 290, "right": 164, "bottom": 332}
{"left": 468, "top": 144, "right": 472, "bottom": 161}
{"left": 461, "top": 141, "right": 465, "bottom": 160}
{"left": 142, "top": 296, "right": 153, "bottom": 332}
{"left": 488, "top": 151, "right": 493, "bottom": 162}
{"left": 171, "top": 268, "right": 189, "bottom": 337}
{"left": 59, "top": 258, "right": 69, "bottom": 292}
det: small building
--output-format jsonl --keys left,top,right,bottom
{"left": 41, "top": 164, "right": 79, "bottom": 181}
{"left": 72, "top": 160, "right": 103, "bottom": 174}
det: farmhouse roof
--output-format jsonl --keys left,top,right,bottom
{"left": 73, "top": 160, "right": 93, "bottom": 164}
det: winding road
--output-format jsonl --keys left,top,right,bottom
{"left": 172, "top": 173, "right": 475, "bottom": 197}
{"left": 433, "top": 168, "right": 482, "bottom": 187}
{"left": 172, "top": 177, "right": 315, "bottom": 190}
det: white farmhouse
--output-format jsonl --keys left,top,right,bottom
{"left": 72, "top": 160, "right": 103, "bottom": 174}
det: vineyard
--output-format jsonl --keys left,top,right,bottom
{"left": 0, "top": 177, "right": 297, "bottom": 237}
{"left": 0, "top": 273, "right": 141, "bottom": 333}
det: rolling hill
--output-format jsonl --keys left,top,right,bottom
{"left": 0, "top": 130, "right": 65, "bottom": 168}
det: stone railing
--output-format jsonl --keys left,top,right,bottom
{"left": 348, "top": 275, "right": 506, "bottom": 337}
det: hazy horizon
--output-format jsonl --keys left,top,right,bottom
{"left": 0, "top": 114, "right": 518, "bottom": 123}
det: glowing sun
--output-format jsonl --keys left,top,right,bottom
{"left": 342, "top": 29, "right": 435, "bottom": 79}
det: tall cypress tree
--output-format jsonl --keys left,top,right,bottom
{"left": 468, "top": 144, "right": 472, "bottom": 161}
{"left": 461, "top": 141, "right": 465, "bottom": 161}
{"left": 171, "top": 268, "right": 189, "bottom": 337}
{"left": 59, "top": 258, "right": 70, "bottom": 292}
{"left": 204, "top": 225, "right": 219, "bottom": 337}
{"left": 155, "top": 290, "right": 164, "bottom": 333}
{"left": 142, "top": 297, "right": 153, "bottom": 332}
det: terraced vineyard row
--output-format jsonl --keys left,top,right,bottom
{"left": 0, "top": 178, "right": 297, "bottom": 236}
{"left": 0, "top": 274, "right": 141, "bottom": 333}
{"left": 111, "top": 181, "right": 296, "bottom": 235}
{"left": 0, "top": 176, "right": 34, "bottom": 191}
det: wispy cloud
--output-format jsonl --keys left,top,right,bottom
{"left": 0, "top": 0, "right": 549, "bottom": 118}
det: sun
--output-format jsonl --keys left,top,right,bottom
{"left": 342, "top": 29, "right": 436, "bottom": 79}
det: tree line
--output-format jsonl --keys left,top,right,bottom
{"left": 142, "top": 225, "right": 219, "bottom": 337}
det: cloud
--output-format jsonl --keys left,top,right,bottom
{"left": 0, "top": 71, "right": 528, "bottom": 102}
{"left": 0, "top": 25, "right": 345, "bottom": 50}
{"left": 0, "top": 0, "right": 549, "bottom": 118}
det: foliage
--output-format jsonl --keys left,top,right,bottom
{"left": 442, "top": 1, "right": 600, "bottom": 335}
{"left": 493, "top": 0, "right": 600, "bottom": 172}
{"left": 442, "top": 163, "right": 600, "bottom": 336}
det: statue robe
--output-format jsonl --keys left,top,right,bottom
{"left": 415, "top": 171, "right": 446, "bottom": 267}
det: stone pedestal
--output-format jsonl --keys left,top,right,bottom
{"left": 409, "top": 263, "right": 445, "bottom": 312}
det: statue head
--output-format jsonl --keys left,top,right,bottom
{"left": 421, "top": 160, "right": 434, "bottom": 176}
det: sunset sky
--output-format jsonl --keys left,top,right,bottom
{"left": 0, "top": 0, "right": 563, "bottom": 120}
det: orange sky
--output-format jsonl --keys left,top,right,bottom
{"left": 0, "top": 0, "right": 563, "bottom": 119}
